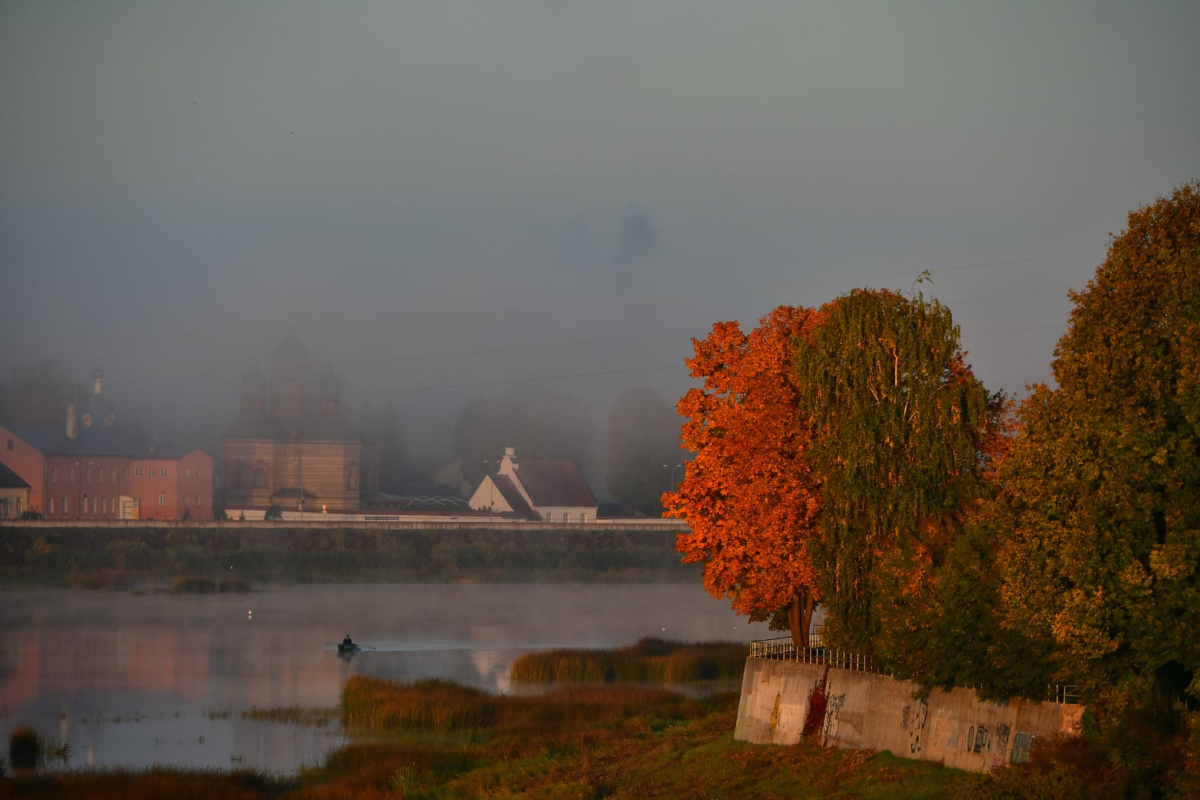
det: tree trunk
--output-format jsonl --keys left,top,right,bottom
{"left": 788, "top": 589, "right": 817, "bottom": 650}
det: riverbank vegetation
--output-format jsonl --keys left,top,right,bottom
{"left": 510, "top": 637, "right": 747, "bottom": 683}
{"left": 0, "top": 526, "right": 695, "bottom": 586}
{"left": 2, "top": 681, "right": 971, "bottom": 798}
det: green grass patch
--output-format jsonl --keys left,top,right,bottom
{"left": 510, "top": 637, "right": 748, "bottom": 683}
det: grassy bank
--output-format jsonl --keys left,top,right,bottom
{"left": 511, "top": 637, "right": 748, "bottom": 683}
{"left": 0, "top": 526, "right": 698, "bottom": 586}
{"left": 4, "top": 681, "right": 973, "bottom": 798}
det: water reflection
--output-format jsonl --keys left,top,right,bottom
{"left": 0, "top": 584, "right": 769, "bottom": 773}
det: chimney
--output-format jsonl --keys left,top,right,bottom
{"left": 66, "top": 402, "right": 77, "bottom": 440}
{"left": 500, "top": 446, "right": 517, "bottom": 475}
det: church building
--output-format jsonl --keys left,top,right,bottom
{"left": 220, "top": 333, "right": 380, "bottom": 513}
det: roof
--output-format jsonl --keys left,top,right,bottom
{"left": 493, "top": 474, "right": 539, "bottom": 519}
{"left": 515, "top": 460, "right": 597, "bottom": 509}
{"left": 0, "top": 461, "right": 31, "bottom": 489}
{"left": 6, "top": 425, "right": 144, "bottom": 457}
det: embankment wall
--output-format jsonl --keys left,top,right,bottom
{"left": 735, "top": 657, "right": 1083, "bottom": 773}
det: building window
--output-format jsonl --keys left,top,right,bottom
{"left": 346, "top": 469, "right": 355, "bottom": 490}
{"left": 159, "top": 493, "right": 166, "bottom": 505}
{"left": 69, "top": 468, "right": 75, "bottom": 483}
{"left": 160, "top": 468, "right": 167, "bottom": 478}
{"left": 183, "top": 495, "right": 189, "bottom": 506}
{"left": 197, "top": 468, "right": 203, "bottom": 478}
{"left": 99, "top": 469, "right": 105, "bottom": 483}
{"left": 185, "top": 467, "right": 191, "bottom": 478}
{"left": 232, "top": 466, "right": 243, "bottom": 489}
{"left": 123, "top": 469, "right": 128, "bottom": 482}
{"left": 135, "top": 467, "right": 141, "bottom": 477}
{"left": 111, "top": 468, "right": 116, "bottom": 483}
{"left": 197, "top": 496, "right": 202, "bottom": 506}
{"left": 63, "top": 498, "right": 69, "bottom": 514}
{"left": 86, "top": 467, "right": 91, "bottom": 483}
{"left": 51, "top": 467, "right": 57, "bottom": 483}
{"left": 253, "top": 467, "right": 267, "bottom": 489}
{"left": 49, "top": 498, "right": 54, "bottom": 515}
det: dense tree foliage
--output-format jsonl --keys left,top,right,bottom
{"left": 605, "top": 387, "right": 681, "bottom": 516}
{"left": 666, "top": 306, "right": 824, "bottom": 646}
{"left": 997, "top": 182, "right": 1200, "bottom": 708}
{"left": 668, "top": 291, "right": 1007, "bottom": 661}
{"left": 454, "top": 389, "right": 595, "bottom": 486}
{"left": 798, "top": 289, "right": 1000, "bottom": 663}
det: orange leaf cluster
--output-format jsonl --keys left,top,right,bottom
{"left": 665, "top": 305, "right": 822, "bottom": 620}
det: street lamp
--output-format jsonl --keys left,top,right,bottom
{"left": 663, "top": 463, "right": 682, "bottom": 491}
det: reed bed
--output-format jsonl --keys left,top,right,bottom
{"left": 170, "top": 576, "right": 250, "bottom": 593}
{"left": 340, "top": 676, "right": 697, "bottom": 738}
{"left": 509, "top": 637, "right": 748, "bottom": 684}
{"left": 242, "top": 706, "right": 338, "bottom": 727}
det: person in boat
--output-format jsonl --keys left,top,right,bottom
{"left": 342, "top": 635, "right": 353, "bottom": 648}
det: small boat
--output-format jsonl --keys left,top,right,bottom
{"left": 337, "top": 642, "right": 361, "bottom": 655}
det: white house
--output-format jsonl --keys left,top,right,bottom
{"left": 468, "top": 446, "right": 598, "bottom": 523}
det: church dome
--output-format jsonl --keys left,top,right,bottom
{"left": 271, "top": 332, "right": 311, "bottom": 380}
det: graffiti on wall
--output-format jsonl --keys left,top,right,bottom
{"left": 1011, "top": 731, "right": 1035, "bottom": 764}
{"left": 901, "top": 697, "right": 929, "bottom": 754}
{"left": 823, "top": 693, "right": 846, "bottom": 743}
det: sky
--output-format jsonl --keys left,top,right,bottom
{"left": 2, "top": 1, "right": 1198, "bottom": 468}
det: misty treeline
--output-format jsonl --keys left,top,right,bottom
{"left": 1, "top": 367, "right": 685, "bottom": 514}
{"left": 669, "top": 182, "right": 1200, "bottom": 795}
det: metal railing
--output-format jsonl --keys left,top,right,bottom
{"left": 748, "top": 635, "right": 1081, "bottom": 704}
{"left": 749, "top": 635, "right": 880, "bottom": 674}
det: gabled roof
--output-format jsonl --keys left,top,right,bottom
{"left": 515, "top": 460, "right": 597, "bottom": 508}
{"left": 0, "top": 461, "right": 30, "bottom": 489}
{"left": 492, "top": 474, "right": 538, "bottom": 520}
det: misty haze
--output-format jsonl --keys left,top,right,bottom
{"left": 1, "top": 1, "right": 1198, "bottom": 797}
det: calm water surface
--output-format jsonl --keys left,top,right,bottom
{"left": 0, "top": 584, "right": 769, "bottom": 773}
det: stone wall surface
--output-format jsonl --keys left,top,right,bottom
{"left": 735, "top": 657, "right": 1083, "bottom": 773}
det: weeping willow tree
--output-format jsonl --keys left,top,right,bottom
{"left": 796, "top": 288, "right": 1000, "bottom": 666}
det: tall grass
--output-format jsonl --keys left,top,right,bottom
{"left": 510, "top": 637, "right": 748, "bottom": 683}
{"left": 171, "top": 576, "right": 250, "bottom": 593}
{"left": 341, "top": 675, "right": 701, "bottom": 738}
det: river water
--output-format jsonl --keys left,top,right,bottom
{"left": 0, "top": 584, "right": 769, "bottom": 774}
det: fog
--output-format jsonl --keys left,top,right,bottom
{"left": 2, "top": 2, "right": 1198, "bottom": 479}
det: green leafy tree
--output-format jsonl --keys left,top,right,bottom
{"left": 997, "top": 182, "right": 1200, "bottom": 709}
{"left": 605, "top": 387, "right": 681, "bottom": 516}
{"left": 797, "top": 288, "right": 999, "bottom": 668}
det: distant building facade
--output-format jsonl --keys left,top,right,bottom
{"left": 220, "top": 333, "right": 380, "bottom": 513}
{"left": 468, "top": 446, "right": 598, "bottom": 522}
{"left": 0, "top": 368, "right": 213, "bottom": 520}
{"left": 0, "top": 461, "right": 31, "bottom": 518}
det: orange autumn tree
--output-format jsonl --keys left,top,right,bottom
{"left": 665, "top": 305, "right": 823, "bottom": 648}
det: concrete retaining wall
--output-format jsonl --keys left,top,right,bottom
{"left": 735, "top": 657, "right": 1083, "bottom": 772}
